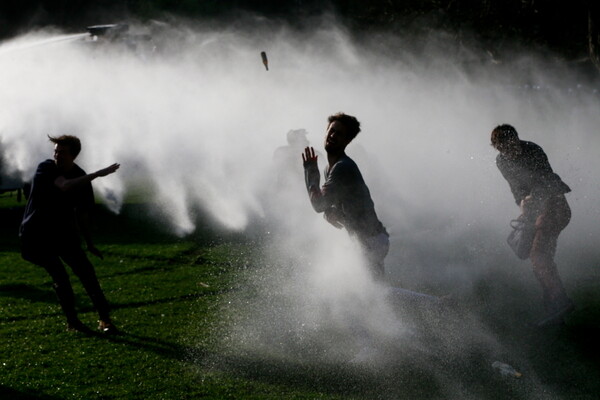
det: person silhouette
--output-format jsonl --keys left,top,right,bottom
{"left": 20, "top": 135, "right": 120, "bottom": 334}
{"left": 274, "top": 129, "right": 310, "bottom": 190}
{"left": 302, "top": 113, "right": 389, "bottom": 278}
{"left": 491, "top": 124, "right": 574, "bottom": 326}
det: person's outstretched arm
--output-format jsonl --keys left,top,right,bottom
{"left": 54, "top": 163, "right": 120, "bottom": 192}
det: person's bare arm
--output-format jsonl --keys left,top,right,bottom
{"left": 54, "top": 163, "right": 120, "bottom": 192}
{"left": 303, "top": 147, "right": 325, "bottom": 210}
{"left": 302, "top": 147, "right": 344, "bottom": 229}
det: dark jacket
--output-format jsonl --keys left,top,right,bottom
{"left": 20, "top": 160, "right": 94, "bottom": 245}
{"left": 304, "top": 154, "right": 387, "bottom": 240}
{"left": 496, "top": 140, "right": 570, "bottom": 205}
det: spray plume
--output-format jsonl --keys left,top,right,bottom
{"left": 1, "top": 18, "right": 600, "bottom": 394}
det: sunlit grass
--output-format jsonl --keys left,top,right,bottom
{"left": 1, "top": 194, "right": 600, "bottom": 399}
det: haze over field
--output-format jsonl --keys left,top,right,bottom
{"left": 2, "top": 17, "right": 599, "bottom": 392}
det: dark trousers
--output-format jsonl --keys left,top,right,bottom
{"left": 530, "top": 194, "right": 571, "bottom": 310}
{"left": 21, "top": 237, "right": 110, "bottom": 323}
{"left": 359, "top": 232, "right": 390, "bottom": 280}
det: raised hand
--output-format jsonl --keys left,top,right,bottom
{"left": 302, "top": 147, "right": 318, "bottom": 164}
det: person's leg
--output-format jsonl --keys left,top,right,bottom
{"left": 22, "top": 243, "right": 80, "bottom": 325}
{"left": 61, "top": 247, "right": 111, "bottom": 323}
{"left": 530, "top": 196, "right": 572, "bottom": 324}
{"left": 362, "top": 232, "right": 390, "bottom": 280}
{"left": 530, "top": 230, "right": 570, "bottom": 307}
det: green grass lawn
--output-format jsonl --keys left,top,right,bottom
{"left": 0, "top": 193, "right": 348, "bottom": 399}
{"left": 1, "top": 191, "right": 600, "bottom": 399}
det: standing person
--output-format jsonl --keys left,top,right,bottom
{"left": 20, "top": 135, "right": 120, "bottom": 333}
{"left": 302, "top": 113, "right": 389, "bottom": 279}
{"left": 491, "top": 124, "right": 574, "bottom": 326}
{"left": 269, "top": 129, "right": 317, "bottom": 237}
{"left": 274, "top": 129, "right": 310, "bottom": 189}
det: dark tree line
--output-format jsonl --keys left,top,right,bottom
{"left": 1, "top": 0, "right": 599, "bottom": 71}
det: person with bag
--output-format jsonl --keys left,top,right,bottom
{"left": 491, "top": 124, "right": 574, "bottom": 326}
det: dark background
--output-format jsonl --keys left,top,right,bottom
{"left": 1, "top": 1, "right": 599, "bottom": 68}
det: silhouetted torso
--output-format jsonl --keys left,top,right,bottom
{"left": 496, "top": 141, "right": 570, "bottom": 205}
{"left": 317, "top": 154, "right": 387, "bottom": 240}
{"left": 20, "top": 159, "right": 94, "bottom": 245}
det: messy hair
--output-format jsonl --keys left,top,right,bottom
{"left": 491, "top": 124, "right": 519, "bottom": 149}
{"left": 327, "top": 112, "right": 361, "bottom": 142}
{"left": 48, "top": 135, "right": 82, "bottom": 157}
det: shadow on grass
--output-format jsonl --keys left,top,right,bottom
{"left": 0, "top": 283, "right": 56, "bottom": 303}
{"left": 222, "top": 355, "right": 443, "bottom": 398}
{"left": 0, "top": 289, "right": 229, "bottom": 323}
{"left": 567, "top": 311, "right": 600, "bottom": 360}
{"left": 108, "top": 289, "right": 231, "bottom": 312}
{"left": 197, "top": 344, "right": 532, "bottom": 399}
{"left": 96, "top": 331, "right": 195, "bottom": 362}
{"left": 0, "top": 386, "right": 59, "bottom": 400}
{"left": 96, "top": 263, "right": 188, "bottom": 280}
{"left": 192, "top": 293, "right": 600, "bottom": 400}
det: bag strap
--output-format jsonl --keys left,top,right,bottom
{"left": 509, "top": 219, "right": 523, "bottom": 229}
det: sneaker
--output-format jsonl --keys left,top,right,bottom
{"left": 98, "top": 319, "right": 120, "bottom": 335}
{"left": 536, "top": 300, "right": 575, "bottom": 327}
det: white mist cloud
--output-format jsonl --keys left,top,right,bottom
{"left": 3, "top": 22, "right": 598, "bottom": 238}
{"left": 2, "top": 18, "right": 599, "bottom": 380}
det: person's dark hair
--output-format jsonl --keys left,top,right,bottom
{"left": 491, "top": 124, "right": 519, "bottom": 149}
{"left": 48, "top": 135, "right": 81, "bottom": 157}
{"left": 328, "top": 112, "right": 361, "bottom": 142}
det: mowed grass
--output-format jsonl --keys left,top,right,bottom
{"left": 0, "top": 193, "right": 325, "bottom": 400}
{"left": 2, "top": 191, "right": 600, "bottom": 399}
